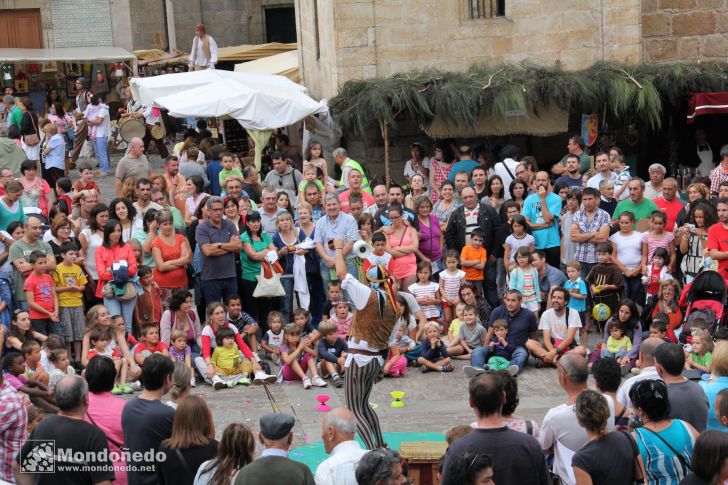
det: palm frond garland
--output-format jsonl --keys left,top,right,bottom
{"left": 329, "top": 61, "right": 728, "bottom": 136}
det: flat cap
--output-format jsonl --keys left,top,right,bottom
{"left": 260, "top": 413, "right": 295, "bottom": 440}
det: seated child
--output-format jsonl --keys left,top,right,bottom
{"left": 384, "top": 321, "right": 415, "bottom": 377}
{"left": 226, "top": 295, "right": 259, "bottom": 354}
{"left": 439, "top": 250, "right": 466, "bottom": 329}
{"left": 47, "top": 348, "right": 75, "bottom": 392}
{"left": 87, "top": 327, "right": 130, "bottom": 394}
{"left": 446, "top": 303, "right": 466, "bottom": 346}
{"left": 601, "top": 322, "right": 633, "bottom": 365}
{"left": 322, "top": 281, "right": 343, "bottom": 320}
{"left": 26, "top": 405, "right": 45, "bottom": 435}
{"left": 649, "top": 318, "right": 672, "bottom": 343}
{"left": 685, "top": 333, "right": 713, "bottom": 375}
{"left": 485, "top": 319, "right": 519, "bottom": 376}
{"left": 446, "top": 304, "right": 486, "bottom": 361}
{"left": 2, "top": 353, "right": 58, "bottom": 413}
{"left": 210, "top": 326, "right": 254, "bottom": 389}
{"left": 133, "top": 324, "right": 169, "bottom": 365}
{"left": 260, "top": 313, "right": 285, "bottom": 365}
{"left": 293, "top": 308, "right": 320, "bottom": 345}
{"left": 418, "top": 321, "right": 453, "bottom": 373}
{"left": 279, "top": 323, "right": 327, "bottom": 389}
{"left": 329, "top": 301, "right": 353, "bottom": 340}
{"left": 715, "top": 388, "right": 728, "bottom": 428}
{"left": 39, "top": 334, "right": 64, "bottom": 373}
{"left": 21, "top": 340, "right": 49, "bottom": 386}
{"left": 316, "top": 320, "right": 348, "bottom": 387}
{"left": 169, "top": 329, "right": 195, "bottom": 387}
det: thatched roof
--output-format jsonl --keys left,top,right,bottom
{"left": 329, "top": 61, "right": 728, "bottom": 136}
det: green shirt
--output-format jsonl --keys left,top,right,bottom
{"left": 0, "top": 198, "right": 25, "bottom": 232}
{"left": 219, "top": 167, "right": 243, "bottom": 187}
{"left": 692, "top": 351, "right": 712, "bottom": 368}
{"left": 9, "top": 106, "right": 22, "bottom": 128}
{"left": 558, "top": 152, "right": 591, "bottom": 174}
{"left": 612, "top": 198, "right": 659, "bottom": 224}
{"left": 240, "top": 232, "right": 273, "bottom": 281}
{"left": 8, "top": 239, "right": 54, "bottom": 301}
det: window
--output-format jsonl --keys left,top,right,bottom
{"left": 469, "top": 0, "right": 505, "bottom": 19}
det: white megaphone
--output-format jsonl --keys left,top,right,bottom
{"left": 353, "top": 240, "right": 373, "bottom": 260}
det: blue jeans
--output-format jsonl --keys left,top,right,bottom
{"left": 601, "top": 348, "right": 627, "bottom": 360}
{"left": 94, "top": 136, "right": 109, "bottom": 174}
{"left": 624, "top": 275, "right": 643, "bottom": 305}
{"left": 201, "top": 277, "right": 238, "bottom": 305}
{"left": 280, "top": 277, "right": 294, "bottom": 324}
{"left": 320, "top": 258, "right": 357, "bottom": 299}
{"left": 104, "top": 296, "right": 137, "bottom": 334}
{"left": 471, "top": 345, "right": 529, "bottom": 374}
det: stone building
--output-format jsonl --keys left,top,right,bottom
{"left": 0, "top": 0, "right": 296, "bottom": 51}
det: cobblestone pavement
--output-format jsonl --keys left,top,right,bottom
{"left": 91, "top": 147, "right": 575, "bottom": 452}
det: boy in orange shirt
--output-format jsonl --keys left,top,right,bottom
{"left": 460, "top": 228, "right": 487, "bottom": 297}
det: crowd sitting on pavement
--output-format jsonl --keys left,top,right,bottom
{"left": 2, "top": 85, "right": 728, "bottom": 484}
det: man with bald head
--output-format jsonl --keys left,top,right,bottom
{"left": 616, "top": 337, "right": 665, "bottom": 409}
{"left": 316, "top": 408, "right": 367, "bottom": 485}
{"left": 115, "top": 137, "right": 151, "bottom": 196}
{"left": 522, "top": 171, "right": 562, "bottom": 268}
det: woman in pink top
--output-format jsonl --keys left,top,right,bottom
{"left": 385, "top": 203, "right": 419, "bottom": 290}
{"left": 84, "top": 355, "right": 128, "bottom": 485}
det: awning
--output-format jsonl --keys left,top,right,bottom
{"left": 0, "top": 47, "right": 136, "bottom": 62}
{"left": 134, "top": 48, "right": 188, "bottom": 67}
{"left": 217, "top": 42, "right": 296, "bottom": 62}
{"left": 425, "top": 103, "right": 569, "bottom": 138}
{"left": 234, "top": 50, "right": 299, "bottom": 83}
{"left": 687, "top": 92, "right": 728, "bottom": 122}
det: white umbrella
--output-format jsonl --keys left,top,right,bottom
{"left": 129, "top": 70, "right": 306, "bottom": 107}
{"left": 153, "top": 77, "right": 326, "bottom": 131}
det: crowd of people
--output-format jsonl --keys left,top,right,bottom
{"left": 2, "top": 80, "right": 728, "bottom": 484}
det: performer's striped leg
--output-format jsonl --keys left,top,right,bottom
{"left": 345, "top": 358, "right": 384, "bottom": 450}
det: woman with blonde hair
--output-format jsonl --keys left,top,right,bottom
{"left": 194, "top": 423, "right": 255, "bottom": 485}
{"left": 165, "top": 361, "right": 192, "bottom": 409}
{"left": 702, "top": 341, "right": 728, "bottom": 430}
{"left": 158, "top": 395, "right": 218, "bottom": 485}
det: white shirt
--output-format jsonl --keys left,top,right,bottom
{"left": 143, "top": 105, "right": 160, "bottom": 125}
{"left": 189, "top": 35, "right": 218, "bottom": 68}
{"left": 644, "top": 182, "right": 663, "bottom": 200}
{"left": 539, "top": 397, "right": 615, "bottom": 485}
{"left": 609, "top": 231, "right": 643, "bottom": 270}
{"left": 494, "top": 158, "right": 520, "bottom": 199}
{"left": 538, "top": 308, "right": 582, "bottom": 343}
{"left": 586, "top": 171, "right": 616, "bottom": 189}
{"left": 314, "top": 440, "right": 367, "bottom": 485}
{"left": 616, "top": 366, "right": 662, "bottom": 409}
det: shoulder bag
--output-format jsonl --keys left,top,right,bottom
{"left": 24, "top": 114, "right": 40, "bottom": 146}
{"left": 253, "top": 260, "right": 285, "bottom": 298}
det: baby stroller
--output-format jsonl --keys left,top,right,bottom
{"left": 679, "top": 269, "right": 727, "bottom": 344}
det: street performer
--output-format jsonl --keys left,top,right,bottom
{"left": 333, "top": 238, "right": 401, "bottom": 449}
{"left": 188, "top": 24, "right": 218, "bottom": 71}
{"left": 70, "top": 77, "right": 91, "bottom": 164}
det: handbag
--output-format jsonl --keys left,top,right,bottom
{"left": 253, "top": 260, "right": 285, "bottom": 298}
{"left": 102, "top": 281, "right": 137, "bottom": 301}
{"left": 24, "top": 114, "right": 40, "bottom": 146}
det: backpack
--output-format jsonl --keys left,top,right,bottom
{"left": 679, "top": 307, "right": 718, "bottom": 344}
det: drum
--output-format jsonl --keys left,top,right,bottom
{"left": 150, "top": 123, "right": 166, "bottom": 140}
{"left": 118, "top": 116, "right": 145, "bottom": 142}
{"left": 399, "top": 442, "right": 447, "bottom": 485}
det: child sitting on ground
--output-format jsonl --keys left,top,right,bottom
{"left": 439, "top": 250, "right": 466, "bottom": 329}
{"left": 601, "top": 322, "right": 632, "bottom": 365}
{"left": 226, "top": 295, "right": 259, "bottom": 354}
{"left": 47, "top": 348, "right": 75, "bottom": 392}
{"left": 446, "top": 303, "right": 466, "bottom": 345}
{"left": 322, "top": 281, "right": 343, "bottom": 320}
{"left": 649, "top": 317, "right": 671, "bottom": 343}
{"left": 685, "top": 333, "right": 714, "bottom": 375}
{"left": 485, "top": 319, "right": 519, "bottom": 376}
{"left": 39, "top": 334, "right": 64, "bottom": 373}
{"left": 384, "top": 321, "right": 416, "bottom": 377}
{"left": 316, "top": 320, "right": 348, "bottom": 387}
{"left": 260, "top": 313, "right": 285, "bottom": 365}
{"left": 210, "top": 326, "right": 254, "bottom": 389}
{"left": 446, "top": 304, "right": 486, "bottom": 361}
{"left": 87, "top": 327, "right": 130, "bottom": 394}
{"left": 2, "top": 352, "right": 58, "bottom": 413}
{"left": 329, "top": 301, "right": 353, "bottom": 340}
{"left": 408, "top": 261, "right": 441, "bottom": 323}
{"left": 293, "top": 308, "right": 319, "bottom": 345}
{"left": 279, "top": 323, "right": 327, "bottom": 389}
{"left": 169, "top": 329, "right": 195, "bottom": 387}
{"left": 418, "top": 321, "right": 453, "bottom": 373}
{"left": 26, "top": 405, "right": 45, "bottom": 435}
{"left": 21, "top": 340, "right": 49, "bottom": 385}
{"left": 134, "top": 324, "right": 169, "bottom": 365}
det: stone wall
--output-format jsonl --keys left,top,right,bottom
{"left": 642, "top": 0, "right": 728, "bottom": 62}
{"left": 298, "top": 0, "right": 642, "bottom": 100}
{"left": 129, "top": 0, "right": 166, "bottom": 49}
{"left": 50, "top": 0, "right": 113, "bottom": 47}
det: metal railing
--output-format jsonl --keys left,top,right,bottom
{"left": 469, "top": 0, "right": 505, "bottom": 19}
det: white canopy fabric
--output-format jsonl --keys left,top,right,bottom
{"left": 129, "top": 69, "right": 305, "bottom": 107}
{"left": 0, "top": 47, "right": 136, "bottom": 62}
{"left": 152, "top": 77, "right": 326, "bottom": 131}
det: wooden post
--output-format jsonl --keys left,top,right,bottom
{"left": 382, "top": 121, "right": 390, "bottom": 189}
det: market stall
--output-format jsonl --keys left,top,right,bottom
{"left": 0, "top": 47, "right": 137, "bottom": 114}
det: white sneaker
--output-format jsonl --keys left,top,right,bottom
{"left": 253, "top": 370, "right": 277, "bottom": 385}
{"left": 506, "top": 365, "right": 519, "bottom": 377}
{"left": 190, "top": 376, "right": 196, "bottom": 387}
{"left": 462, "top": 365, "right": 487, "bottom": 379}
{"left": 302, "top": 377, "right": 312, "bottom": 389}
{"left": 311, "top": 375, "right": 328, "bottom": 387}
{"left": 127, "top": 380, "right": 142, "bottom": 391}
{"left": 212, "top": 376, "right": 226, "bottom": 390}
